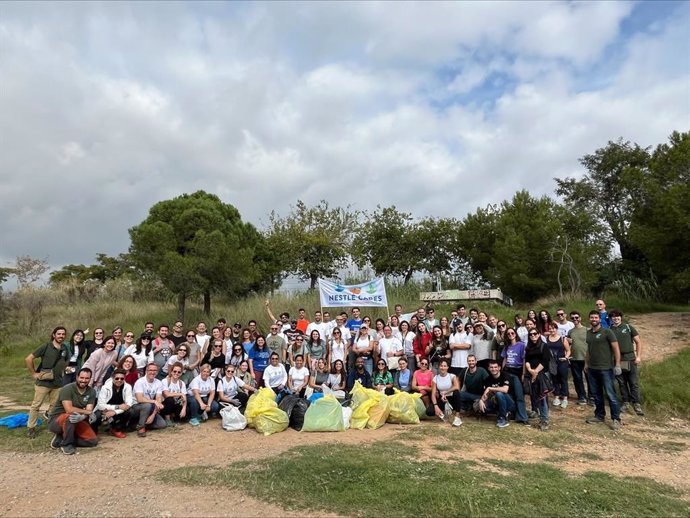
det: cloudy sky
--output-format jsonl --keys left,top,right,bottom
{"left": 1, "top": 1, "right": 688, "bottom": 274}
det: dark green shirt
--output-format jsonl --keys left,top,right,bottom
{"left": 48, "top": 382, "right": 97, "bottom": 419}
{"left": 586, "top": 327, "right": 618, "bottom": 370}
{"left": 461, "top": 367, "right": 489, "bottom": 395}
{"left": 32, "top": 342, "right": 70, "bottom": 389}
{"left": 567, "top": 327, "right": 588, "bottom": 361}
{"left": 610, "top": 324, "right": 638, "bottom": 359}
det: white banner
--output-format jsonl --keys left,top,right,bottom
{"left": 319, "top": 278, "right": 388, "bottom": 308}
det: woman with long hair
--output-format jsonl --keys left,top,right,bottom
{"left": 389, "top": 315, "right": 401, "bottom": 339}
{"left": 165, "top": 343, "right": 193, "bottom": 385}
{"left": 501, "top": 327, "right": 525, "bottom": 381}
{"left": 308, "top": 358, "right": 331, "bottom": 394}
{"left": 201, "top": 338, "right": 226, "bottom": 379}
{"left": 426, "top": 325, "right": 450, "bottom": 375}
{"left": 82, "top": 335, "right": 118, "bottom": 392}
{"left": 249, "top": 335, "right": 271, "bottom": 387}
{"left": 117, "top": 355, "right": 139, "bottom": 386}
{"left": 329, "top": 327, "right": 348, "bottom": 367}
{"left": 537, "top": 310, "right": 553, "bottom": 337}
{"left": 84, "top": 327, "right": 105, "bottom": 362}
{"left": 306, "top": 329, "right": 328, "bottom": 370}
{"left": 524, "top": 328, "right": 552, "bottom": 430}
{"left": 471, "top": 322, "right": 495, "bottom": 371}
{"left": 546, "top": 321, "right": 571, "bottom": 409}
{"left": 412, "top": 321, "right": 432, "bottom": 370}
{"left": 218, "top": 364, "right": 255, "bottom": 412}
{"left": 162, "top": 361, "right": 187, "bottom": 426}
{"left": 372, "top": 359, "right": 394, "bottom": 395}
{"left": 227, "top": 343, "right": 249, "bottom": 369}
{"left": 240, "top": 328, "right": 255, "bottom": 355}
{"left": 124, "top": 334, "right": 154, "bottom": 375}
{"left": 64, "top": 329, "right": 87, "bottom": 385}
{"left": 429, "top": 358, "right": 463, "bottom": 427}
{"left": 439, "top": 316, "right": 452, "bottom": 340}
{"left": 326, "top": 359, "right": 347, "bottom": 395}
{"left": 237, "top": 359, "right": 256, "bottom": 393}
{"left": 399, "top": 320, "right": 416, "bottom": 372}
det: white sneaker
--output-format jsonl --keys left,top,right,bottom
{"left": 553, "top": 397, "right": 561, "bottom": 407}
{"left": 452, "top": 416, "right": 463, "bottom": 427}
{"left": 560, "top": 399, "right": 568, "bottom": 409}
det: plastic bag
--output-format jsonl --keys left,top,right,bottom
{"left": 351, "top": 398, "right": 376, "bottom": 429}
{"left": 342, "top": 406, "right": 352, "bottom": 430}
{"left": 365, "top": 390, "right": 390, "bottom": 429}
{"left": 349, "top": 382, "right": 370, "bottom": 410}
{"left": 279, "top": 395, "right": 310, "bottom": 431}
{"left": 253, "top": 407, "right": 289, "bottom": 436}
{"left": 0, "top": 413, "right": 41, "bottom": 429}
{"left": 245, "top": 387, "right": 277, "bottom": 427}
{"left": 387, "top": 391, "right": 421, "bottom": 424}
{"left": 302, "top": 395, "right": 345, "bottom": 432}
{"left": 308, "top": 392, "right": 324, "bottom": 403}
{"left": 415, "top": 397, "right": 428, "bottom": 419}
{"left": 220, "top": 405, "right": 247, "bottom": 431}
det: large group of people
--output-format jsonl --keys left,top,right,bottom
{"left": 25, "top": 298, "right": 645, "bottom": 454}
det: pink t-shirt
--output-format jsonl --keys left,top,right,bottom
{"left": 413, "top": 369, "right": 433, "bottom": 393}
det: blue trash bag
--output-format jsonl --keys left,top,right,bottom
{"left": 308, "top": 392, "right": 324, "bottom": 403}
{"left": 0, "top": 413, "right": 42, "bottom": 429}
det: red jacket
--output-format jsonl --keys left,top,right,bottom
{"left": 413, "top": 332, "right": 432, "bottom": 358}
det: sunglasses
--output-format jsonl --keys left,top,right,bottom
{"left": 529, "top": 332, "right": 540, "bottom": 336}
{"left": 213, "top": 344, "right": 222, "bottom": 348}
{"left": 377, "top": 362, "right": 385, "bottom": 365}
{"left": 171, "top": 370, "right": 182, "bottom": 374}
{"left": 125, "top": 334, "right": 134, "bottom": 338}
{"left": 556, "top": 313, "right": 565, "bottom": 316}
{"left": 186, "top": 334, "right": 195, "bottom": 338}
{"left": 113, "top": 377, "right": 125, "bottom": 381}
{"left": 420, "top": 362, "right": 428, "bottom": 366}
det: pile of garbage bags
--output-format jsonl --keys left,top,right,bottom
{"left": 235, "top": 382, "right": 424, "bottom": 435}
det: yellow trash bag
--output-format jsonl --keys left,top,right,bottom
{"left": 349, "top": 381, "right": 370, "bottom": 410}
{"left": 245, "top": 387, "right": 277, "bottom": 427}
{"left": 254, "top": 407, "right": 289, "bottom": 436}
{"left": 351, "top": 397, "right": 376, "bottom": 430}
{"left": 387, "top": 391, "right": 421, "bottom": 424}
{"left": 366, "top": 390, "right": 390, "bottom": 429}
{"left": 302, "top": 395, "right": 345, "bottom": 432}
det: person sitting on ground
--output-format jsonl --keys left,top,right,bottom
{"left": 164, "top": 343, "right": 193, "bottom": 385}
{"left": 237, "top": 359, "right": 256, "bottom": 392}
{"left": 117, "top": 354, "right": 139, "bottom": 387}
{"left": 227, "top": 343, "right": 249, "bottom": 369}
{"left": 346, "top": 356, "right": 372, "bottom": 392}
{"left": 609, "top": 309, "right": 645, "bottom": 416}
{"left": 308, "top": 358, "right": 331, "bottom": 394}
{"left": 187, "top": 364, "right": 219, "bottom": 426}
{"left": 458, "top": 354, "right": 489, "bottom": 411}
{"left": 288, "top": 354, "right": 310, "bottom": 398}
{"left": 263, "top": 353, "right": 288, "bottom": 396}
{"left": 47, "top": 367, "right": 98, "bottom": 455}
{"left": 131, "top": 363, "right": 167, "bottom": 437}
{"left": 372, "top": 359, "right": 395, "bottom": 395}
{"left": 94, "top": 368, "right": 134, "bottom": 438}
{"left": 393, "top": 356, "right": 413, "bottom": 392}
{"left": 325, "top": 359, "right": 347, "bottom": 399}
{"left": 477, "top": 360, "right": 514, "bottom": 428}
{"left": 287, "top": 334, "right": 308, "bottom": 368}
{"left": 218, "top": 364, "right": 256, "bottom": 413}
{"left": 412, "top": 358, "right": 434, "bottom": 407}
{"left": 429, "top": 359, "right": 463, "bottom": 427}
{"left": 201, "top": 338, "right": 226, "bottom": 379}
{"left": 161, "top": 361, "right": 187, "bottom": 427}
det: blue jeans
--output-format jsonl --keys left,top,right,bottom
{"left": 588, "top": 368, "right": 620, "bottom": 421}
{"left": 507, "top": 374, "right": 529, "bottom": 422}
{"left": 554, "top": 360, "right": 570, "bottom": 398}
{"left": 484, "top": 392, "right": 516, "bottom": 420}
{"left": 570, "top": 360, "right": 588, "bottom": 400}
{"left": 188, "top": 395, "right": 220, "bottom": 419}
{"left": 459, "top": 391, "right": 481, "bottom": 411}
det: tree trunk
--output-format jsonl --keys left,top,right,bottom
{"left": 310, "top": 274, "right": 318, "bottom": 290}
{"left": 404, "top": 268, "right": 414, "bottom": 285}
{"left": 203, "top": 290, "right": 211, "bottom": 315}
{"left": 176, "top": 293, "right": 186, "bottom": 322}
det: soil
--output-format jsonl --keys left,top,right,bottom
{"left": 1, "top": 312, "right": 689, "bottom": 517}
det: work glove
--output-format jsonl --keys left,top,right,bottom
{"left": 68, "top": 413, "right": 86, "bottom": 424}
{"left": 88, "top": 413, "right": 98, "bottom": 424}
{"left": 613, "top": 366, "right": 622, "bottom": 376}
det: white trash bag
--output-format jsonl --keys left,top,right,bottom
{"left": 221, "top": 405, "right": 247, "bottom": 431}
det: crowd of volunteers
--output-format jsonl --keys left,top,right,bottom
{"left": 24, "top": 298, "right": 644, "bottom": 454}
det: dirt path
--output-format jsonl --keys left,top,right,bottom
{"left": 1, "top": 312, "right": 689, "bottom": 517}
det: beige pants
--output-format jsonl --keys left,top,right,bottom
{"left": 28, "top": 385, "right": 60, "bottom": 428}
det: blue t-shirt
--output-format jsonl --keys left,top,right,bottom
{"left": 249, "top": 347, "right": 270, "bottom": 371}
{"left": 501, "top": 341, "right": 526, "bottom": 368}
{"left": 599, "top": 310, "right": 610, "bottom": 329}
{"left": 242, "top": 340, "right": 255, "bottom": 355}
{"left": 346, "top": 318, "right": 363, "bottom": 342}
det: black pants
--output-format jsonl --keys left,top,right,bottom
{"left": 162, "top": 397, "right": 185, "bottom": 420}
{"left": 91, "top": 409, "right": 132, "bottom": 433}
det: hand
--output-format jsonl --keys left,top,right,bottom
{"left": 156, "top": 402, "right": 164, "bottom": 411}
{"left": 32, "top": 372, "right": 40, "bottom": 380}
{"left": 434, "top": 405, "right": 443, "bottom": 417}
{"left": 68, "top": 413, "right": 86, "bottom": 424}
{"left": 264, "top": 299, "right": 270, "bottom": 306}
{"left": 613, "top": 366, "right": 622, "bottom": 376}
{"left": 634, "top": 358, "right": 641, "bottom": 365}
{"left": 88, "top": 413, "right": 98, "bottom": 424}
{"left": 84, "top": 328, "right": 90, "bottom": 335}
{"left": 120, "top": 404, "right": 130, "bottom": 412}
{"left": 105, "top": 410, "right": 116, "bottom": 419}
{"left": 180, "top": 407, "right": 187, "bottom": 418}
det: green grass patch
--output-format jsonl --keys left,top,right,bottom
{"left": 641, "top": 347, "right": 690, "bottom": 418}
{"left": 0, "top": 411, "right": 52, "bottom": 453}
{"left": 157, "top": 442, "right": 688, "bottom": 517}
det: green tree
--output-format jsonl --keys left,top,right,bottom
{"left": 129, "top": 191, "right": 268, "bottom": 319}
{"left": 266, "top": 200, "right": 358, "bottom": 289}
{"left": 555, "top": 138, "right": 650, "bottom": 272}
{"left": 629, "top": 131, "right": 690, "bottom": 300}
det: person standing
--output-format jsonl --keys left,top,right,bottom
{"left": 169, "top": 321, "right": 187, "bottom": 347}
{"left": 47, "top": 367, "right": 98, "bottom": 455}
{"left": 585, "top": 310, "right": 622, "bottom": 430}
{"left": 609, "top": 309, "right": 645, "bottom": 416}
{"left": 596, "top": 299, "right": 611, "bottom": 329}
{"left": 555, "top": 309, "right": 574, "bottom": 338}
{"left": 567, "top": 311, "right": 590, "bottom": 405}
{"left": 25, "top": 326, "right": 71, "bottom": 439}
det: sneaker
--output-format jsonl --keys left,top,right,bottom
{"left": 633, "top": 404, "right": 644, "bottom": 416}
{"left": 452, "top": 416, "right": 463, "bottom": 427}
{"left": 516, "top": 421, "right": 531, "bottom": 427}
{"left": 201, "top": 411, "right": 209, "bottom": 422}
{"left": 50, "top": 433, "right": 61, "bottom": 449}
{"left": 496, "top": 418, "right": 510, "bottom": 429}
{"left": 27, "top": 427, "right": 36, "bottom": 439}
{"left": 164, "top": 418, "right": 174, "bottom": 428}
{"left": 538, "top": 420, "right": 549, "bottom": 431}
{"left": 552, "top": 397, "right": 561, "bottom": 407}
{"left": 61, "top": 444, "right": 76, "bottom": 455}
{"left": 587, "top": 398, "right": 595, "bottom": 406}
{"left": 620, "top": 403, "right": 629, "bottom": 414}
{"left": 109, "top": 429, "right": 127, "bottom": 439}
{"left": 586, "top": 417, "right": 604, "bottom": 425}
{"left": 528, "top": 410, "right": 538, "bottom": 419}
{"left": 611, "top": 419, "right": 621, "bottom": 431}
{"left": 560, "top": 399, "right": 568, "bottom": 410}
{"left": 189, "top": 417, "right": 201, "bottom": 426}
{"left": 137, "top": 427, "right": 147, "bottom": 437}
{"left": 577, "top": 399, "right": 587, "bottom": 406}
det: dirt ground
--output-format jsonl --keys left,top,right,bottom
{"left": 1, "top": 312, "right": 688, "bottom": 517}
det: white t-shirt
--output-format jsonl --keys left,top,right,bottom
{"left": 353, "top": 336, "right": 371, "bottom": 355}
{"left": 433, "top": 373, "right": 457, "bottom": 392}
{"left": 378, "top": 336, "right": 403, "bottom": 360}
{"left": 218, "top": 376, "right": 245, "bottom": 398}
{"left": 195, "top": 333, "right": 209, "bottom": 348}
{"left": 326, "top": 373, "right": 343, "bottom": 389}
{"left": 337, "top": 325, "right": 351, "bottom": 343}
{"left": 124, "top": 344, "right": 154, "bottom": 370}
{"left": 449, "top": 331, "right": 472, "bottom": 368}
{"left": 401, "top": 331, "right": 416, "bottom": 356}
{"left": 306, "top": 321, "right": 329, "bottom": 341}
{"left": 330, "top": 339, "right": 347, "bottom": 363}
{"left": 133, "top": 377, "right": 164, "bottom": 400}
{"left": 187, "top": 375, "right": 215, "bottom": 397}
{"left": 162, "top": 378, "right": 186, "bottom": 395}
{"left": 263, "top": 364, "right": 287, "bottom": 388}
{"left": 164, "top": 355, "right": 189, "bottom": 374}
{"left": 289, "top": 366, "right": 310, "bottom": 389}
{"left": 557, "top": 321, "right": 575, "bottom": 339}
